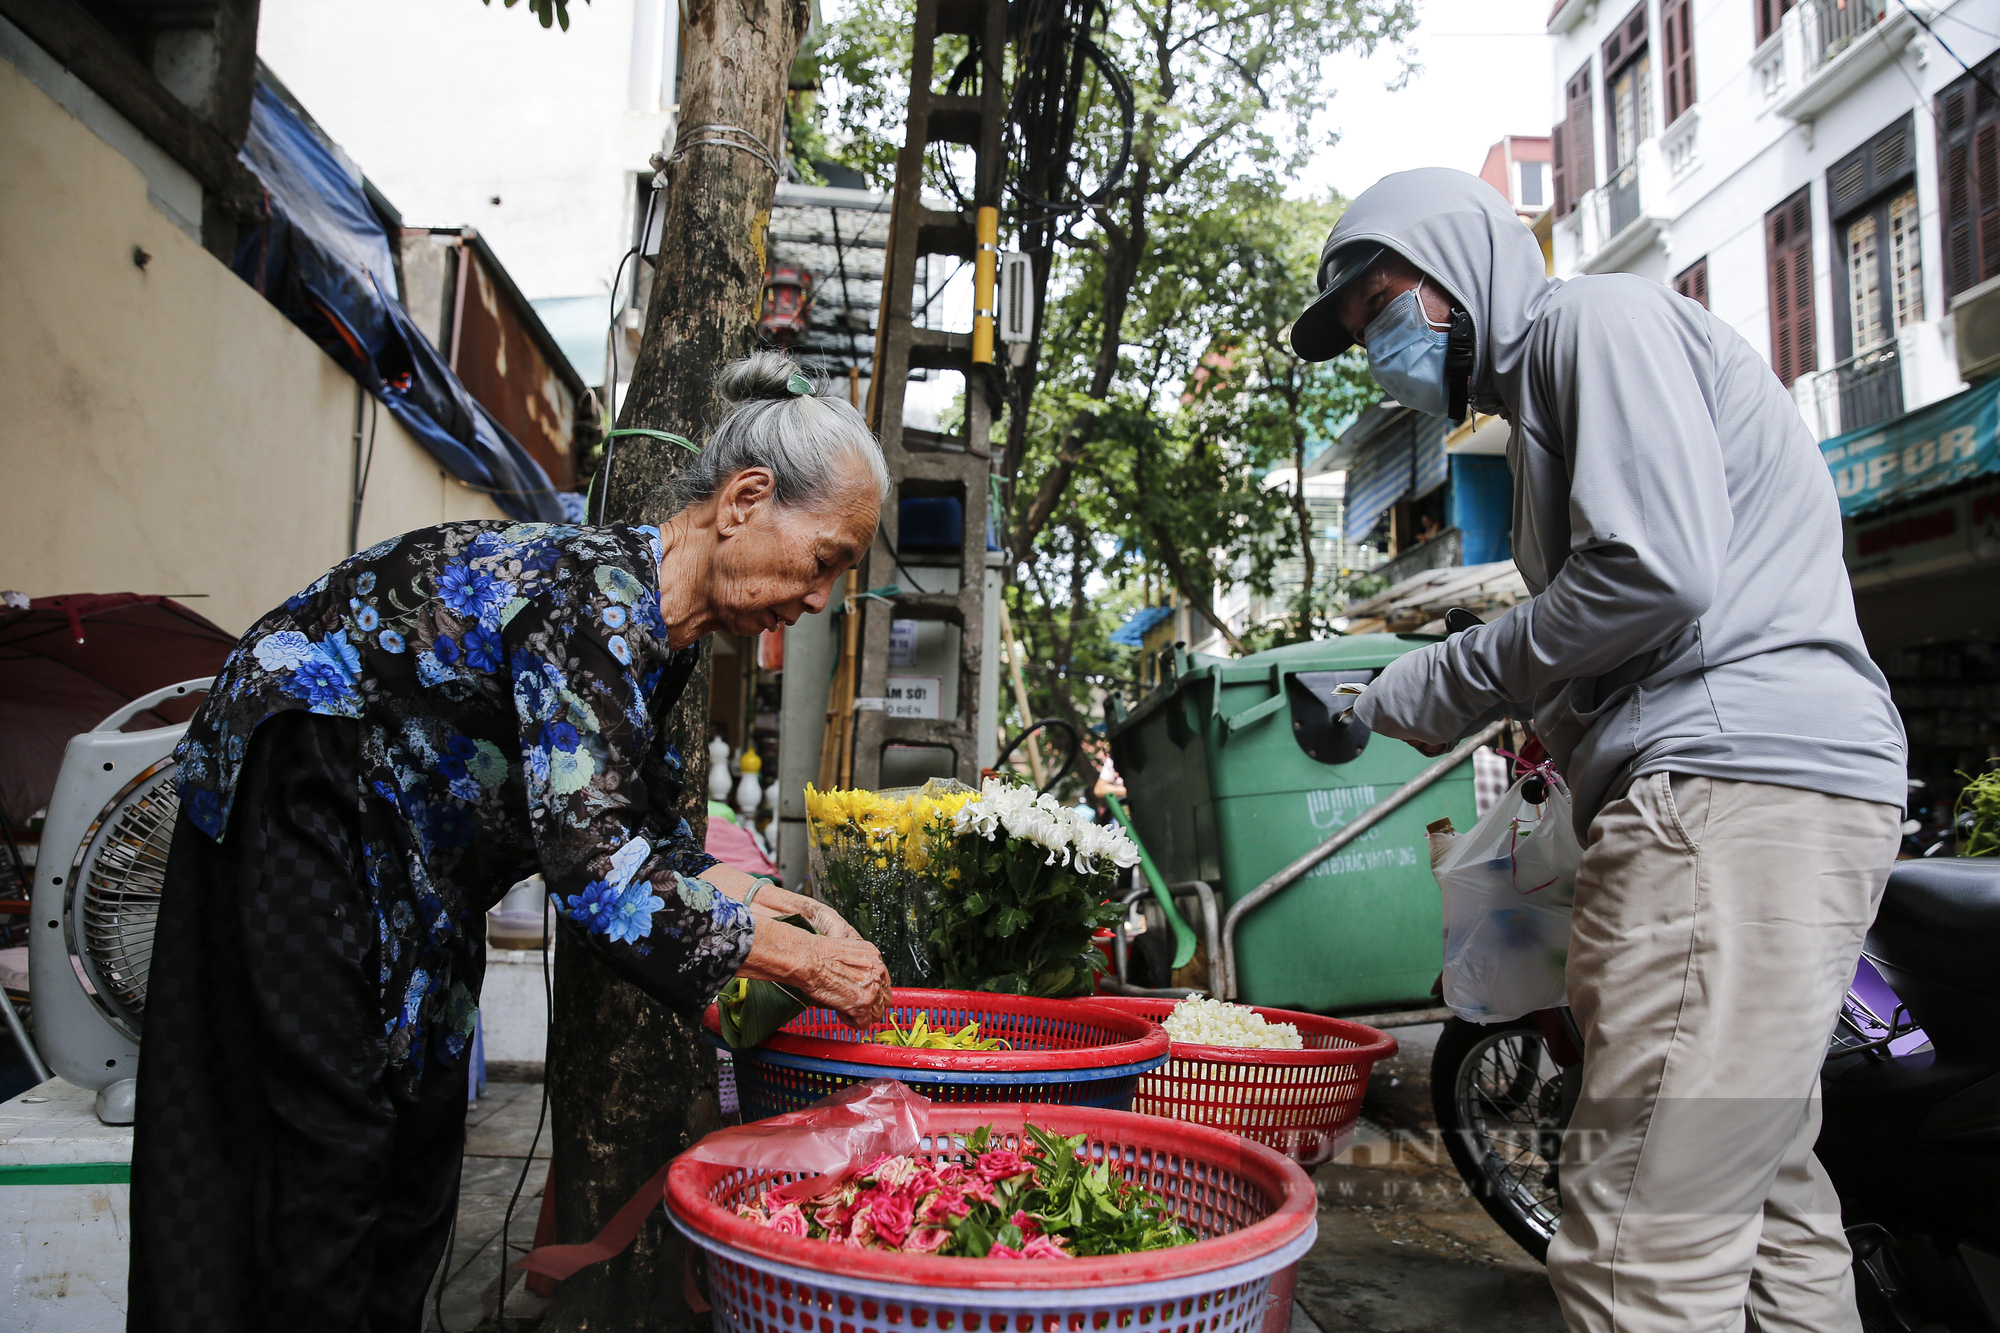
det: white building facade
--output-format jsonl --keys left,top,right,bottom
{"left": 1544, "top": 0, "right": 2000, "bottom": 830}
{"left": 1546, "top": 0, "right": 1994, "bottom": 432}
{"left": 257, "top": 0, "right": 691, "bottom": 390}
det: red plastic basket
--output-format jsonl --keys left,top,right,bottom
{"left": 1084, "top": 999, "right": 1396, "bottom": 1170}
{"left": 703, "top": 990, "right": 1171, "bottom": 1119}
{"left": 667, "top": 1103, "right": 1316, "bottom": 1333}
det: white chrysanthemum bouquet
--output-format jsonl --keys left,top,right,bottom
{"left": 806, "top": 777, "right": 1139, "bottom": 997}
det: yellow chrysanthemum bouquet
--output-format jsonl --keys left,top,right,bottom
{"left": 806, "top": 777, "right": 1141, "bottom": 996}
{"left": 804, "top": 779, "right": 977, "bottom": 985}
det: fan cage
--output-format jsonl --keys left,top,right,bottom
{"left": 66, "top": 757, "right": 177, "bottom": 1040}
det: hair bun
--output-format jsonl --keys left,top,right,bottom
{"left": 718, "top": 350, "right": 813, "bottom": 404}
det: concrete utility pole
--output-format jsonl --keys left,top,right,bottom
{"left": 543, "top": 0, "right": 809, "bottom": 1326}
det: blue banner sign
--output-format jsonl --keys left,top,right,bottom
{"left": 1818, "top": 377, "right": 1999, "bottom": 517}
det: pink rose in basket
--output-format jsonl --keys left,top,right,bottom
{"left": 869, "top": 1155, "right": 926, "bottom": 1192}
{"left": 814, "top": 1193, "right": 856, "bottom": 1232}
{"left": 975, "top": 1149, "right": 1032, "bottom": 1183}
{"left": 921, "top": 1189, "right": 971, "bottom": 1224}
{"left": 763, "top": 1202, "right": 811, "bottom": 1238}
{"left": 861, "top": 1188, "right": 915, "bottom": 1248}
{"left": 902, "top": 1226, "right": 952, "bottom": 1254}
{"left": 964, "top": 1177, "right": 997, "bottom": 1204}
{"left": 987, "top": 1242, "right": 1026, "bottom": 1260}
{"left": 1008, "top": 1209, "right": 1042, "bottom": 1238}
{"left": 1019, "top": 1235, "right": 1071, "bottom": 1261}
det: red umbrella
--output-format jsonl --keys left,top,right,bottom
{"left": 0, "top": 595, "right": 238, "bottom": 826}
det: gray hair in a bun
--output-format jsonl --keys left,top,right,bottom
{"left": 668, "top": 351, "right": 890, "bottom": 514}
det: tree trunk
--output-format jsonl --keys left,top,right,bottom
{"left": 543, "top": 0, "right": 808, "bottom": 1327}
{"left": 1287, "top": 387, "right": 1315, "bottom": 639}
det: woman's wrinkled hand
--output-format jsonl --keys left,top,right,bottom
{"left": 802, "top": 935, "right": 892, "bottom": 1027}
{"left": 753, "top": 884, "right": 862, "bottom": 940}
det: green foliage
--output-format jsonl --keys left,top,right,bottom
{"left": 951, "top": 1125, "right": 1196, "bottom": 1258}
{"left": 927, "top": 820, "right": 1124, "bottom": 997}
{"left": 785, "top": 87, "right": 832, "bottom": 184}
{"left": 812, "top": 0, "right": 922, "bottom": 187}
{"left": 479, "top": 0, "right": 585, "bottom": 31}
{"left": 809, "top": 0, "right": 1413, "bottom": 727}
{"left": 1016, "top": 1125, "right": 1195, "bottom": 1256}
{"left": 1956, "top": 765, "right": 2000, "bottom": 857}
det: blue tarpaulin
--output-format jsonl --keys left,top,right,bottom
{"left": 1818, "top": 377, "right": 2000, "bottom": 519}
{"left": 1110, "top": 605, "right": 1174, "bottom": 648}
{"left": 233, "top": 83, "right": 564, "bottom": 522}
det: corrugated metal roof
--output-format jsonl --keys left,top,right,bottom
{"left": 1342, "top": 411, "right": 1447, "bottom": 542}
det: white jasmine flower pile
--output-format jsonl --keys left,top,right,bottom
{"left": 1162, "top": 996, "right": 1305, "bottom": 1051}
{"left": 951, "top": 778, "right": 1142, "bottom": 875}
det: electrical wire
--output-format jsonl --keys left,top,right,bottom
{"left": 349, "top": 391, "right": 378, "bottom": 556}
{"left": 607, "top": 186, "right": 665, "bottom": 405}
{"left": 1932, "top": 5, "right": 2000, "bottom": 40}
{"left": 829, "top": 204, "right": 866, "bottom": 375}
{"left": 913, "top": 259, "right": 969, "bottom": 322}
{"left": 427, "top": 905, "right": 552, "bottom": 1332}
{"left": 593, "top": 184, "right": 664, "bottom": 525}
{"left": 493, "top": 909, "right": 554, "bottom": 1329}
{"left": 1897, "top": 0, "right": 2000, "bottom": 100}
{"left": 430, "top": 1207, "right": 459, "bottom": 1329}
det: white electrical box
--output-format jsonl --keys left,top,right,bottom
{"left": 997, "top": 252, "right": 1033, "bottom": 344}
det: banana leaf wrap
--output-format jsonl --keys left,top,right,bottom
{"left": 714, "top": 914, "right": 817, "bottom": 1049}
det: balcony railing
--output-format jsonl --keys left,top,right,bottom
{"left": 1662, "top": 112, "right": 1699, "bottom": 180}
{"left": 1803, "top": 0, "right": 1888, "bottom": 75}
{"left": 1370, "top": 529, "right": 1463, "bottom": 590}
{"left": 1801, "top": 344, "right": 1904, "bottom": 439}
{"left": 1567, "top": 138, "right": 1666, "bottom": 274}
{"left": 1838, "top": 344, "right": 1904, "bottom": 431}
{"left": 1605, "top": 161, "right": 1642, "bottom": 237}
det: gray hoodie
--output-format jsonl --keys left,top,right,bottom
{"left": 1337, "top": 168, "right": 1906, "bottom": 829}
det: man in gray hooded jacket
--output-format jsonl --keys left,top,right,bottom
{"left": 1290, "top": 168, "right": 1907, "bottom": 1330}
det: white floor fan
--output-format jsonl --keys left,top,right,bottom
{"left": 27, "top": 679, "right": 210, "bottom": 1124}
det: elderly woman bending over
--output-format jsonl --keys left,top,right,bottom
{"left": 127, "top": 353, "right": 893, "bottom": 1333}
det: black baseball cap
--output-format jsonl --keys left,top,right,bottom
{"left": 1289, "top": 241, "right": 1389, "bottom": 362}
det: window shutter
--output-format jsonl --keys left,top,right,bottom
{"left": 1565, "top": 64, "right": 1595, "bottom": 199}
{"left": 1828, "top": 113, "right": 1917, "bottom": 220}
{"left": 1663, "top": 0, "right": 1696, "bottom": 124}
{"left": 1552, "top": 124, "right": 1569, "bottom": 218}
{"left": 1755, "top": 0, "right": 1794, "bottom": 46}
{"left": 1674, "top": 256, "right": 1710, "bottom": 309}
{"left": 1766, "top": 188, "right": 1817, "bottom": 387}
{"left": 1936, "top": 51, "right": 2000, "bottom": 300}
{"left": 1601, "top": 3, "right": 1647, "bottom": 72}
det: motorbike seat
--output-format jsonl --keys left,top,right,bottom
{"left": 1868, "top": 859, "right": 2000, "bottom": 1001}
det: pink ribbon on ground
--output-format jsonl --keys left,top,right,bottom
{"left": 516, "top": 1079, "right": 933, "bottom": 1283}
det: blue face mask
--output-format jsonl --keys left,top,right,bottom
{"left": 1362, "top": 280, "right": 1452, "bottom": 417}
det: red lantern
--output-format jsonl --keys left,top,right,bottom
{"left": 758, "top": 264, "right": 813, "bottom": 344}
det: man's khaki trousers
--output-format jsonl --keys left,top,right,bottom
{"left": 1546, "top": 774, "right": 1901, "bottom": 1332}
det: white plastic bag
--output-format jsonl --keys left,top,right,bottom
{"left": 1431, "top": 770, "right": 1582, "bottom": 1024}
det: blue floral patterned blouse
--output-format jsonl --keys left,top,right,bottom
{"left": 175, "top": 521, "right": 753, "bottom": 1098}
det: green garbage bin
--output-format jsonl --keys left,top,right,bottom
{"left": 1105, "top": 635, "right": 1476, "bottom": 1014}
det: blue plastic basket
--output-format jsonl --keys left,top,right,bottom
{"left": 701, "top": 989, "right": 1170, "bottom": 1118}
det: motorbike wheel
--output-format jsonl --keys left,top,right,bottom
{"left": 1431, "top": 1017, "right": 1567, "bottom": 1264}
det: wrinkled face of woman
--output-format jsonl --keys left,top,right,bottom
{"left": 707, "top": 456, "right": 881, "bottom": 635}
